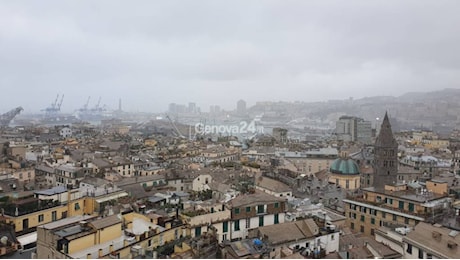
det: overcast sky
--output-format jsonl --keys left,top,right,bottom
{"left": 1, "top": 1, "right": 460, "bottom": 114}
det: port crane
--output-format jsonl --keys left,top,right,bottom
{"left": 0, "top": 107, "right": 23, "bottom": 127}
{"left": 42, "top": 94, "right": 64, "bottom": 116}
{"left": 79, "top": 96, "right": 91, "bottom": 112}
{"left": 165, "top": 114, "right": 186, "bottom": 139}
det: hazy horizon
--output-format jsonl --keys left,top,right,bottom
{"left": 1, "top": 1, "right": 460, "bottom": 114}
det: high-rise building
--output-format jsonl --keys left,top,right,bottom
{"left": 188, "top": 102, "right": 197, "bottom": 113}
{"left": 335, "top": 116, "right": 372, "bottom": 144}
{"left": 237, "top": 99, "right": 246, "bottom": 115}
{"left": 373, "top": 112, "right": 398, "bottom": 188}
{"left": 357, "top": 120, "right": 372, "bottom": 144}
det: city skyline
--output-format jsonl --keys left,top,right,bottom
{"left": 1, "top": 1, "right": 460, "bottom": 113}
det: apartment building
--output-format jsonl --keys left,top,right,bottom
{"left": 344, "top": 182, "right": 452, "bottom": 237}
{"left": 182, "top": 208, "right": 232, "bottom": 243}
{"left": 255, "top": 218, "right": 340, "bottom": 258}
{"left": 276, "top": 147, "right": 338, "bottom": 175}
{"left": 403, "top": 222, "right": 460, "bottom": 259}
{"left": 55, "top": 164, "right": 92, "bottom": 188}
{"left": 1, "top": 191, "right": 85, "bottom": 235}
{"left": 36, "top": 212, "right": 184, "bottom": 259}
{"left": 227, "top": 191, "right": 286, "bottom": 241}
{"left": 199, "top": 145, "right": 240, "bottom": 165}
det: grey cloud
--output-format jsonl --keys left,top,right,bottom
{"left": 1, "top": 0, "right": 460, "bottom": 113}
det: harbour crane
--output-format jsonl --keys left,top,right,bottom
{"left": 0, "top": 107, "right": 23, "bottom": 127}
{"left": 42, "top": 94, "right": 64, "bottom": 116}
{"left": 165, "top": 114, "right": 186, "bottom": 139}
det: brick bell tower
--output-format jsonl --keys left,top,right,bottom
{"left": 373, "top": 112, "right": 398, "bottom": 189}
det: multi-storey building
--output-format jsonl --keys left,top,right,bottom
{"left": 403, "top": 222, "right": 460, "bottom": 259}
{"left": 343, "top": 182, "right": 452, "bottom": 237}
{"left": 227, "top": 191, "right": 286, "bottom": 241}
{"left": 36, "top": 212, "right": 184, "bottom": 259}
{"left": 55, "top": 164, "right": 92, "bottom": 188}
{"left": 255, "top": 218, "right": 340, "bottom": 258}
{"left": 182, "top": 207, "right": 231, "bottom": 243}
{"left": 335, "top": 116, "right": 372, "bottom": 144}
{"left": 276, "top": 147, "right": 338, "bottom": 175}
{"left": 1, "top": 190, "right": 86, "bottom": 236}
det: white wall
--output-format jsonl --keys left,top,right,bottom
{"left": 192, "top": 174, "right": 212, "bottom": 192}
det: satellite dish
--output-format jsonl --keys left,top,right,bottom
{"left": 0, "top": 236, "right": 8, "bottom": 245}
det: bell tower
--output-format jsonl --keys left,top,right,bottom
{"left": 373, "top": 112, "right": 398, "bottom": 188}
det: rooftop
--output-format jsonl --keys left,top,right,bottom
{"left": 404, "top": 222, "right": 460, "bottom": 258}
{"left": 230, "top": 191, "right": 285, "bottom": 208}
{"left": 34, "top": 186, "right": 67, "bottom": 196}
{"left": 90, "top": 214, "right": 122, "bottom": 230}
{"left": 257, "top": 219, "right": 320, "bottom": 245}
{"left": 362, "top": 186, "right": 448, "bottom": 203}
{"left": 255, "top": 176, "right": 292, "bottom": 193}
{"left": 39, "top": 215, "right": 95, "bottom": 230}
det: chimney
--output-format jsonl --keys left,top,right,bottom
{"left": 432, "top": 231, "right": 442, "bottom": 241}
{"left": 98, "top": 248, "right": 103, "bottom": 258}
{"left": 109, "top": 244, "right": 114, "bottom": 253}
{"left": 86, "top": 253, "right": 91, "bottom": 259}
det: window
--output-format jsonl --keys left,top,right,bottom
{"left": 331, "top": 234, "right": 335, "bottom": 240}
{"left": 259, "top": 216, "right": 264, "bottom": 227}
{"left": 274, "top": 202, "right": 279, "bottom": 208}
{"left": 418, "top": 248, "right": 423, "bottom": 259}
{"left": 74, "top": 203, "right": 80, "bottom": 210}
{"left": 234, "top": 220, "right": 240, "bottom": 231}
{"left": 393, "top": 214, "right": 397, "bottom": 221}
{"left": 371, "top": 218, "right": 375, "bottom": 225}
{"left": 38, "top": 214, "right": 44, "bottom": 222}
{"left": 223, "top": 221, "right": 228, "bottom": 233}
{"left": 257, "top": 205, "right": 264, "bottom": 214}
{"left": 351, "top": 223, "right": 355, "bottom": 230}
{"left": 246, "top": 206, "right": 251, "bottom": 212}
{"left": 234, "top": 208, "right": 240, "bottom": 214}
{"left": 408, "top": 203, "right": 414, "bottom": 212}
{"left": 405, "top": 218, "right": 409, "bottom": 224}
{"left": 274, "top": 214, "right": 279, "bottom": 224}
{"left": 399, "top": 201, "right": 404, "bottom": 210}
{"left": 360, "top": 225, "right": 364, "bottom": 233}
{"left": 381, "top": 212, "right": 386, "bottom": 218}
{"left": 52, "top": 211, "right": 57, "bottom": 221}
{"left": 246, "top": 218, "right": 250, "bottom": 229}
{"left": 195, "top": 227, "right": 201, "bottom": 237}
{"left": 371, "top": 228, "right": 375, "bottom": 236}
{"left": 360, "top": 215, "right": 365, "bottom": 222}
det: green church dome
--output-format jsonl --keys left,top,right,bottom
{"left": 330, "top": 158, "right": 360, "bottom": 175}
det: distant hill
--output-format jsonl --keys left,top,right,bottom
{"left": 248, "top": 88, "right": 460, "bottom": 133}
